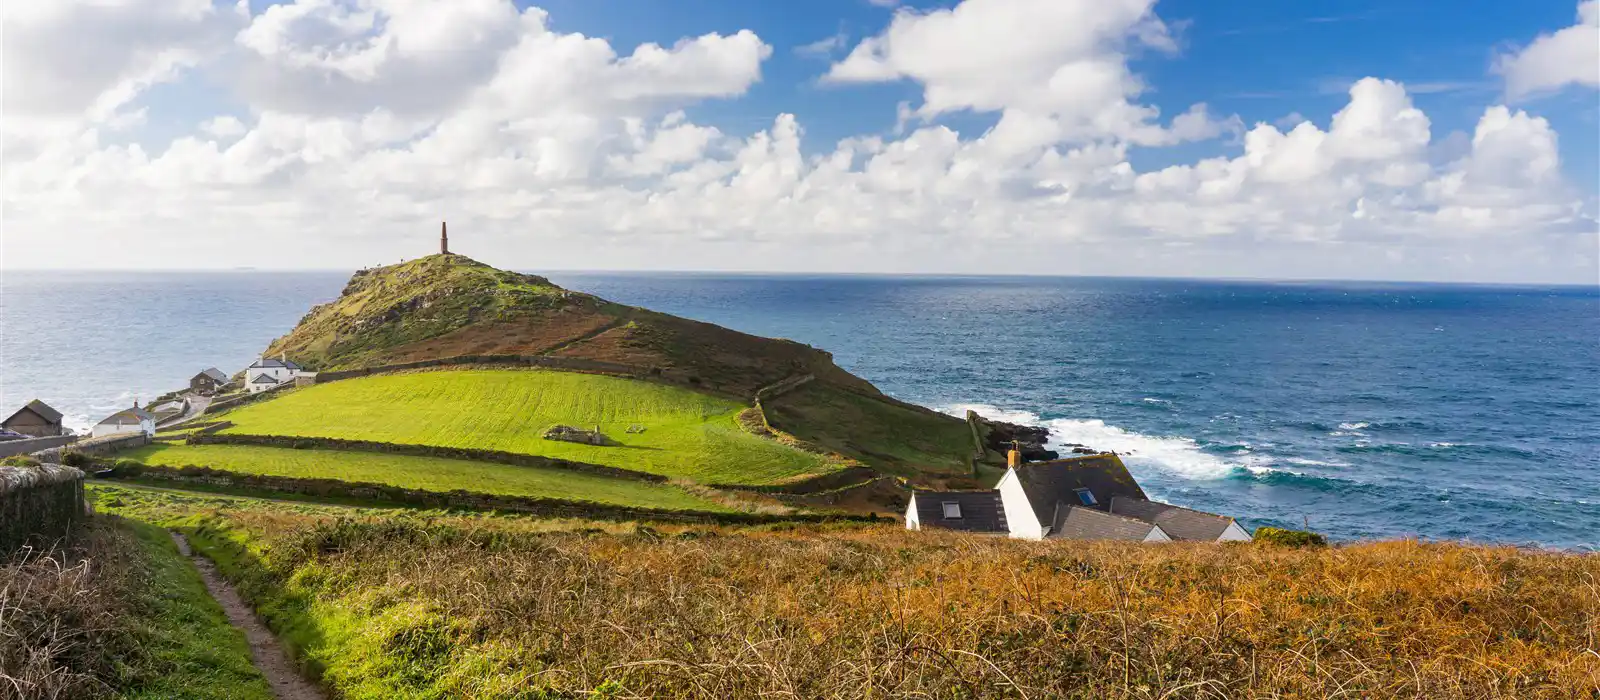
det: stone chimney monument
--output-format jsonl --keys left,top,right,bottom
{"left": 440, "top": 221, "right": 449, "bottom": 255}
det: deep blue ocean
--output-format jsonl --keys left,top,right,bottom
{"left": 4, "top": 271, "right": 1596, "bottom": 548}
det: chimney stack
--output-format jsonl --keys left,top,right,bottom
{"left": 1007, "top": 440, "right": 1022, "bottom": 469}
{"left": 440, "top": 221, "right": 449, "bottom": 255}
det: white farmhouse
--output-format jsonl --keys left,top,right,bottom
{"left": 92, "top": 404, "right": 155, "bottom": 438}
{"left": 244, "top": 356, "right": 306, "bottom": 394}
{"left": 908, "top": 450, "right": 1251, "bottom": 543}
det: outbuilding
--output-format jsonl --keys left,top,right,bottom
{"left": 2, "top": 400, "right": 66, "bottom": 437}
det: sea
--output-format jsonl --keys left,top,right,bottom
{"left": 3, "top": 271, "right": 1596, "bottom": 549}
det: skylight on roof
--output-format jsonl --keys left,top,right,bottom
{"left": 942, "top": 502, "right": 962, "bottom": 519}
{"left": 1075, "top": 488, "right": 1098, "bottom": 506}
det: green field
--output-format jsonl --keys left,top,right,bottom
{"left": 213, "top": 369, "right": 834, "bottom": 484}
{"left": 119, "top": 443, "right": 730, "bottom": 512}
{"left": 764, "top": 383, "right": 975, "bottom": 476}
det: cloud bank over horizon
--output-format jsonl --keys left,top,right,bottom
{"left": 2, "top": 0, "right": 1596, "bottom": 283}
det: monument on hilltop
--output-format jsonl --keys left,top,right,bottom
{"left": 440, "top": 221, "right": 449, "bottom": 255}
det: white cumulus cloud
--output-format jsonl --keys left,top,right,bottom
{"left": 1497, "top": 1, "right": 1600, "bottom": 99}
{"left": 0, "top": 0, "right": 1594, "bottom": 283}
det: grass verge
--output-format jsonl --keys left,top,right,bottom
{"left": 216, "top": 369, "right": 834, "bottom": 485}
{"left": 0, "top": 516, "right": 273, "bottom": 700}
{"left": 92, "top": 486, "right": 1600, "bottom": 699}
{"left": 118, "top": 442, "right": 729, "bottom": 512}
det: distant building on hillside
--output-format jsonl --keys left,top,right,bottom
{"left": 907, "top": 448, "right": 1250, "bottom": 543}
{"left": 190, "top": 367, "right": 230, "bottom": 395}
{"left": 92, "top": 403, "right": 155, "bottom": 438}
{"left": 244, "top": 355, "right": 306, "bottom": 394}
{"left": 2, "top": 399, "right": 66, "bottom": 437}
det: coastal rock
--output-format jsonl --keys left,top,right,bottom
{"left": 978, "top": 416, "right": 1060, "bottom": 461}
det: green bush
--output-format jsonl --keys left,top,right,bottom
{"left": 112, "top": 459, "right": 146, "bottom": 477}
{"left": 1254, "top": 526, "right": 1328, "bottom": 548}
{"left": 0, "top": 455, "right": 42, "bottom": 467}
{"left": 60, "top": 451, "right": 95, "bottom": 468}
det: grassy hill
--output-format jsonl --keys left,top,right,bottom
{"left": 93, "top": 488, "right": 1600, "bottom": 699}
{"left": 213, "top": 369, "right": 834, "bottom": 485}
{"left": 251, "top": 253, "right": 985, "bottom": 483}
{"left": 118, "top": 442, "right": 729, "bottom": 511}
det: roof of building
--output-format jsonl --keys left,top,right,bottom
{"left": 910, "top": 490, "right": 1009, "bottom": 533}
{"left": 249, "top": 357, "right": 303, "bottom": 370}
{"left": 1049, "top": 504, "right": 1167, "bottom": 541}
{"left": 1110, "top": 497, "right": 1239, "bottom": 541}
{"left": 1010, "top": 453, "right": 1148, "bottom": 529}
{"left": 97, "top": 406, "right": 153, "bottom": 426}
{"left": 3, "top": 399, "right": 64, "bottom": 426}
{"left": 197, "top": 367, "right": 229, "bottom": 382}
{"left": 249, "top": 373, "right": 280, "bottom": 385}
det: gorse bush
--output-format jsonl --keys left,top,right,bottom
{"left": 0, "top": 455, "right": 41, "bottom": 468}
{"left": 1252, "top": 526, "right": 1328, "bottom": 547}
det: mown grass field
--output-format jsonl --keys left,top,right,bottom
{"left": 215, "top": 369, "right": 833, "bottom": 485}
{"left": 0, "top": 515, "right": 272, "bottom": 700}
{"left": 118, "top": 442, "right": 730, "bottom": 512}
{"left": 95, "top": 487, "right": 1600, "bottom": 700}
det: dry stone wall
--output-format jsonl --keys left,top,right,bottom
{"left": 0, "top": 435, "right": 76, "bottom": 459}
{"left": 116, "top": 465, "right": 876, "bottom": 526}
{"left": 186, "top": 432, "right": 667, "bottom": 482}
{"left": 0, "top": 464, "right": 86, "bottom": 554}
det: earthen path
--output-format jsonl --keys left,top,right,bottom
{"left": 169, "top": 532, "right": 326, "bottom": 700}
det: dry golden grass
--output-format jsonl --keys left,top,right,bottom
{"left": 148, "top": 499, "right": 1600, "bottom": 700}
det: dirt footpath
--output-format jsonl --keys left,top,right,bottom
{"left": 170, "top": 532, "right": 325, "bottom": 700}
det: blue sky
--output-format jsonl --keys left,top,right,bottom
{"left": 3, "top": 0, "right": 1597, "bottom": 282}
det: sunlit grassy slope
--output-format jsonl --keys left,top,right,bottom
{"left": 215, "top": 369, "right": 834, "bottom": 485}
{"left": 119, "top": 443, "right": 729, "bottom": 512}
{"left": 94, "top": 488, "right": 1600, "bottom": 699}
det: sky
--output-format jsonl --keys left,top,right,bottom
{"left": 2, "top": 0, "right": 1597, "bottom": 283}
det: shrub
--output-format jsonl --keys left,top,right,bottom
{"left": 0, "top": 455, "right": 41, "bottom": 468}
{"left": 1254, "top": 526, "right": 1328, "bottom": 547}
{"left": 111, "top": 459, "right": 146, "bottom": 477}
{"left": 60, "top": 451, "right": 96, "bottom": 468}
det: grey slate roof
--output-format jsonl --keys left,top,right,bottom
{"left": 249, "top": 373, "right": 279, "bottom": 385}
{"left": 1110, "top": 497, "right": 1239, "bottom": 541}
{"left": 1049, "top": 505, "right": 1166, "bottom": 541}
{"left": 911, "top": 490, "right": 1008, "bottom": 533}
{"left": 1012, "top": 454, "right": 1148, "bottom": 530}
{"left": 249, "top": 357, "right": 304, "bottom": 370}
{"left": 4, "top": 399, "right": 63, "bottom": 425}
{"left": 97, "top": 406, "right": 153, "bottom": 426}
{"left": 197, "top": 367, "right": 229, "bottom": 383}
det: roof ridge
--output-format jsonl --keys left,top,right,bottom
{"left": 1112, "top": 496, "right": 1235, "bottom": 523}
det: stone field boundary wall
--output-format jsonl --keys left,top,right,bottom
{"left": 185, "top": 432, "right": 668, "bottom": 483}
{"left": 311, "top": 355, "right": 640, "bottom": 385}
{"left": 0, "top": 464, "right": 86, "bottom": 554}
{"left": 112, "top": 464, "right": 879, "bottom": 526}
{"left": 0, "top": 435, "right": 77, "bottom": 459}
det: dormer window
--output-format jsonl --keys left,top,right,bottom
{"left": 1074, "top": 488, "right": 1098, "bottom": 506}
{"left": 942, "top": 502, "right": 962, "bottom": 519}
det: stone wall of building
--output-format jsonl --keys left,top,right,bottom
{"left": 0, "top": 464, "right": 86, "bottom": 554}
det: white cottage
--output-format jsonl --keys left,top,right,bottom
{"left": 908, "top": 450, "right": 1251, "bottom": 543}
{"left": 244, "top": 356, "right": 306, "bottom": 393}
{"left": 92, "top": 404, "right": 155, "bottom": 438}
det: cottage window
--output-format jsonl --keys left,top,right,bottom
{"left": 941, "top": 502, "right": 962, "bottom": 519}
{"left": 1074, "top": 488, "right": 1098, "bottom": 506}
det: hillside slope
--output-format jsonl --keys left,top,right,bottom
{"left": 261, "top": 254, "right": 984, "bottom": 478}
